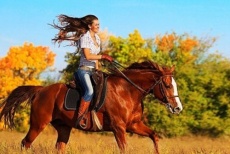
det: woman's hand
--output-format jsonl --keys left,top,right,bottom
{"left": 101, "top": 54, "right": 113, "bottom": 62}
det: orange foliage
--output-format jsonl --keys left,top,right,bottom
{"left": 155, "top": 33, "right": 177, "bottom": 53}
{"left": 154, "top": 33, "right": 200, "bottom": 63}
{"left": 179, "top": 38, "right": 198, "bottom": 52}
{"left": 0, "top": 43, "right": 55, "bottom": 99}
{"left": 178, "top": 38, "right": 199, "bottom": 62}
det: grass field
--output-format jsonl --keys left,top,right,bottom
{"left": 0, "top": 127, "right": 230, "bottom": 154}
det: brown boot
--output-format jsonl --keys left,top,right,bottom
{"left": 77, "top": 98, "right": 90, "bottom": 128}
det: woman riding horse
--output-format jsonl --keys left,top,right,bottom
{"left": 0, "top": 61, "right": 182, "bottom": 154}
{"left": 0, "top": 14, "right": 183, "bottom": 154}
{"left": 51, "top": 14, "right": 113, "bottom": 128}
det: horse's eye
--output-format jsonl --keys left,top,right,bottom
{"left": 163, "top": 78, "right": 172, "bottom": 89}
{"left": 165, "top": 84, "right": 172, "bottom": 89}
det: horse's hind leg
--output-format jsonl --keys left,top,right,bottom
{"left": 112, "top": 123, "right": 127, "bottom": 153}
{"left": 21, "top": 106, "right": 51, "bottom": 149}
{"left": 21, "top": 122, "right": 48, "bottom": 149}
{"left": 51, "top": 120, "right": 72, "bottom": 153}
{"left": 127, "top": 121, "right": 159, "bottom": 154}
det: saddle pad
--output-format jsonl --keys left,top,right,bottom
{"left": 64, "top": 88, "right": 80, "bottom": 110}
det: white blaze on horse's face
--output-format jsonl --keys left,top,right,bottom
{"left": 171, "top": 77, "right": 183, "bottom": 113}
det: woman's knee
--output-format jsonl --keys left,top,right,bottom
{"left": 86, "top": 88, "right": 94, "bottom": 97}
{"left": 83, "top": 88, "right": 94, "bottom": 101}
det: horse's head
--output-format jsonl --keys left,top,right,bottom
{"left": 118, "top": 61, "right": 183, "bottom": 114}
{"left": 151, "top": 64, "right": 183, "bottom": 114}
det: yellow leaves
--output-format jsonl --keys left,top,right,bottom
{"left": 0, "top": 43, "right": 55, "bottom": 99}
{"left": 128, "top": 30, "right": 145, "bottom": 48}
{"left": 106, "top": 30, "right": 154, "bottom": 65}
{"left": 0, "top": 57, "right": 12, "bottom": 69}
{"left": 24, "top": 78, "right": 41, "bottom": 85}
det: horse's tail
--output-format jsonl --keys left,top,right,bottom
{"left": 0, "top": 85, "right": 43, "bottom": 128}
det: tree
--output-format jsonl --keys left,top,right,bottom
{"left": 0, "top": 43, "right": 55, "bottom": 99}
{"left": 61, "top": 30, "right": 230, "bottom": 137}
{"left": 148, "top": 33, "right": 230, "bottom": 137}
{"left": 0, "top": 43, "right": 56, "bottom": 131}
{"left": 107, "top": 30, "right": 153, "bottom": 66}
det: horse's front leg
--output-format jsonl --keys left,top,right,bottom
{"left": 127, "top": 121, "right": 159, "bottom": 154}
{"left": 112, "top": 123, "right": 127, "bottom": 153}
{"left": 51, "top": 120, "right": 72, "bottom": 154}
{"left": 55, "top": 142, "right": 66, "bottom": 154}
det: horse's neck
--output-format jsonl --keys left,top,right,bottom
{"left": 124, "top": 70, "right": 159, "bottom": 90}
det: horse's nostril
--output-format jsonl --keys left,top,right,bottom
{"left": 174, "top": 107, "right": 181, "bottom": 113}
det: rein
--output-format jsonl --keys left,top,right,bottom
{"left": 110, "top": 61, "right": 179, "bottom": 107}
{"left": 111, "top": 61, "right": 161, "bottom": 95}
{"left": 112, "top": 62, "right": 148, "bottom": 94}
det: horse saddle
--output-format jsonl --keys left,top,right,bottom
{"left": 64, "top": 70, "right": 108, "bottom": 112}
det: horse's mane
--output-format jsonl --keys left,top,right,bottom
{"left": 109, "top": 61, "right": 172, "bottom": 76}
{"left": 127, "top": 61, "right": 159, "bottom": 70}
{"left": 127, "top": 61, "right": 172, "bottom": 73}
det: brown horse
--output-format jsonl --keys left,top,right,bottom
{"left": 0, "top": 61, "right": 182, "bottom": 154}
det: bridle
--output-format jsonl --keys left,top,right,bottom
{"left": 111, "top": 62, "right": 179, "bottom": 108}
{"left": 154, "top": 75, "right": 180, "bottom": 110}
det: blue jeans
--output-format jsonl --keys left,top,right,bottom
{"left": 75, "top": 69, "right": 94, "bottom": 102}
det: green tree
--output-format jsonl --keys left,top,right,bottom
{"left": 108, "top": 30, "right": 153, "bottom": 66}
{"left": 60, "top": 52, "right": 80, "bottom": 82}
{"left": 61, "top": 30, "right": 230, "bottom": 137}
{"left": 148, "top": 33, "right": 230, "bottom": 137}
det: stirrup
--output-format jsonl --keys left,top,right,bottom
{"left": 76, "top": 115, "right": 88, "bottom": 129}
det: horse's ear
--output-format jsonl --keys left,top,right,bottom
{"left": 170, "top": 65, "right": 175, "bottom": 73}
{"left": 157, "top": 65, "right": 164, "bottom": 74}
{"left": 152, "top": 62, "right": 164, "bottom": 74}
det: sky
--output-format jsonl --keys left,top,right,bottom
{"left": 0, "top": 0, "right": 230, "bottom": 76}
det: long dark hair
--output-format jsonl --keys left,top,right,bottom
{"left": 50, "top": 14, "right": 98, "bottom": 46}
